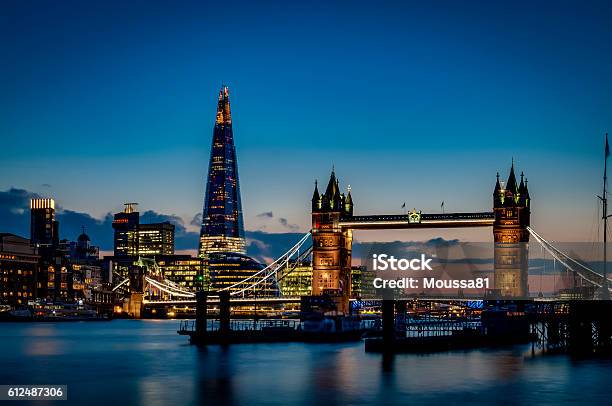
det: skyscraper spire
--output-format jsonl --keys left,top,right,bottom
{"left": 199, "top": 86, "right": 245, "bottom": 256}
{"left": 215, "top": 85, "right": 232, "bottom": 125}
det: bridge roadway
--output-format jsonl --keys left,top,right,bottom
{"left": 339, "top": 212, "right": 495, "bottom": 230}
{"left": 143, "top": 295, "right": 562, "bottom": 307}
{"left": 144, "top": 297, "right": 303, "bottom": 306}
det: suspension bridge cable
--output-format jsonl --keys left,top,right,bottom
{"left": 232, "top": 246, "right": 314, "bottom": 297}
{"left": 220, "top": 232, "right": 311, "bottom": 291}
{"left": 528, "top": 227, "right": 604, "bottom": 288}
{"left": 145, "top": 277, "right": 196, "bottom": 297}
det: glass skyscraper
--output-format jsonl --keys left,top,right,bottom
{"left": 198, "top": 86, "right": 246, "bottom": 256}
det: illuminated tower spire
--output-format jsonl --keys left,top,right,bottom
{"left": 215, "top": 86, "right": 232, "bottom": 125}
{"left": 506, "top": 160, "right": 517, "bottom": 194}
{"left": 199, "top": 86, "right": 246, "bottom": 256}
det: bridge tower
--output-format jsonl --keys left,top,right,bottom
{"left": 126, "top": 261, "right": 145, "bottom": 318}
{"left": 311, "top": 170, "right": 353, "bottom": 314}
{"left": 493, "top": 162, "right": 530, "bottom": 298}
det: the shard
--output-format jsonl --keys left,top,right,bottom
{"left": 198, "top": 86, "right": 246, "bottom": 256}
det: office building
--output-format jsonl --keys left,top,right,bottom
{"left": 350, "top": 265, "right": 376, "bottom": 299}
{"left": 112, "top": 203, "right": 140, "bottom": 256}
{"left": 139, "top": 223, "right": 174, "bottom": 256}
{"left": 277, "top": 261, "right": 313, "bottom": 297}
{"left": 209, "top": 252, "right": 277, "bottom": 296}
{"left": 0, "top": 234, "right": 40, "bottom": 306}
{"left": 198, "top": 86, "right": 246, "bottom": 256}
{"left": 30, "top": 198, "right": 58, "bottom": 247}
{"left": 157, "top": 255, "right": 208, "bottom": 290}
{"left": 112, "top": 203, "right": 175, "bottom": 257}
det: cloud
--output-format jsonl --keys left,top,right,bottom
{"left": 190, "top": 213, "right": 202, "bottom": 227}
{"left": 255, "top": 211, "right": 300, "bottom": 233}
{"left": 0, "top": 188, "right": 200, "bottom": 252}
{"left": 139, "top": 210, "right": 199, "bottom": 251}
{"left": 0, "top": 187, "right": 470, "bottom": 266}
{"left": 278, "top": 217, "right": 299, "bottom": 231}
{"left": 245, "top": 231, "right": 308, "bottom": 263}
{"left": 41, "top": 183, "right": 52, "bottom": 188}
{"left": 248, "top": 239, "right": 270, "bottom": 251}
{"left": 140, "top": 210, "right": 185, "bottom": 227}
{"left": 57, "top": 210, "right": 114, "bottom": 249}
{"left": 0, "top": 188, "right": 39, "bottom": 236}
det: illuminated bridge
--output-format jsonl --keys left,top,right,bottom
{"left": 112, "top": 225, "right": 611, "bottom": 308}
{"left": 339, "top": 212, "right": 495, "bottom": 230}
{"left": 111, "top": 164, "right": 611, "bottom": 312}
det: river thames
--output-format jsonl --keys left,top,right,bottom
{"left": 1, "top": 320, "right": 611, "bottom": 405}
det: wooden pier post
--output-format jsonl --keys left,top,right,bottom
{"left": 382, "top": 299, "right": 395, "bottom": 351}
{"left": 195, "top": 291, "right": 208, "bottom": 337}
{"left": 395, "top": 300, "right": 407, "bottom": 334}
{"left": 568, "top": 301, "right": 594, "bottom": 354}
{"left": 219, "top": 291, "right": 231, "bottom": 335}
{"left": 595, "top": 301, "right": 612, "bottom": 351}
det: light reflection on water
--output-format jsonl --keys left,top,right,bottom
{"left": 0, "top": 320, "right": 611, "bottom": 405}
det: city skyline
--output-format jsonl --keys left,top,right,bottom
{"left": 2, "top": 0, "right": 611, "bottom": 248}
{"left": 2, "top": 4, "right": 612, "bottom": 403}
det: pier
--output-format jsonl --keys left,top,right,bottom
{"left": 177, "top": 290, "right": 374, "bottom": 344}
{"left": 178, "top": 292, "right": 612, "bottom": 356}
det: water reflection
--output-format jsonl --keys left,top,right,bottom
{"left": 24, "top": 338, "right": 64, "bottom": 356}
{"left": 195, "top": 346, "right": 236, "bottom": 406}
{"left": 1, "top": 320, "right": 612, "bottom": 405}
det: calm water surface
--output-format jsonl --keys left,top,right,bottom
{"left": 1, "top": 320, "right": 611, "bottom": 405}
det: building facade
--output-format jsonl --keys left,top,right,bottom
{"left": 350, "top": 265, "right": 376, "bottom": 299}
{"left": 276, "top": 262, "right": 375, "bottom": 299}
{"left": 198, "top": 86, "right": 246, "bottom": 256}
{"left": 28, "top": 198, "right": 75, "bottom": 301}
{"left": 0, "top": 234, "right": 39, "bottom": 305}
{"left": 62, "top": 229, "right": 103, "bottom": 301}
{"left": 157, "top": 255, "right": 208, "bottom": 290}
{"left": 208, "top": 252, "right": 277, "bottom": 296}
{"left": 30, "top": 198, "right": 58, "bottom": 248}
{"left": 112, "top": 203, "right": 175, "bottom": 257}
{"left": 138, "top": 223, "right": 175, "bottom": 256}
{"left": 112, "top": 203, "right": 140, "bottom": 256}
{"left": 278, "top": 261, "right": 313, "bottom": 297}
{"left": 0, "top": 199, "right": 109, "bottom": 305}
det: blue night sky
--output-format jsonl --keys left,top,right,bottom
{"left": 1, "top": 0, "right": 611, "bottom": 249}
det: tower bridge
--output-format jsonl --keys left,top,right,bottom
{"left": 112, "top": 162, "right": 611, "bottom": 318}
{"left": 310, "top": 163, "right": 530, "bottom": 312}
